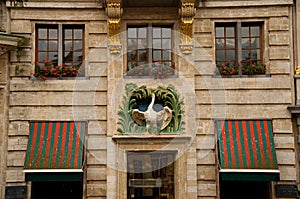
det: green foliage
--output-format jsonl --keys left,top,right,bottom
{"left": 241, "top": 63, "right": 266, "bottom": 75}
{"left": 117, "top": 83, "right": 146, "bottom": 134}
{"left": 117, "top": 83, "right": 184, "bottom": 134}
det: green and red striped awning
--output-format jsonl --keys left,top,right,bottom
{"left": 216, "top": 120, "right": 279, "bottom": 181}
{"left": 24, "top": 121, "right": 86, "bottom": 171}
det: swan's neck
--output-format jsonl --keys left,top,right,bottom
{"left": 149, "top": 94, "right": 155, "bottom": 108}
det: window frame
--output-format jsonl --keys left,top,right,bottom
{"left": 35, "top": 24, "right": 85, "bottom": 77}
{"left": 215, "top": 22, "right": 265, "bottom": 76}
{"left": 125, "top": 23, "right": 176, "bottom": 78}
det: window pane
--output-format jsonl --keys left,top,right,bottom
{"left": 162, "top": 50, "right": 171, "bottom": 60}
{"left": 49, "top": 52, "right": 58, "bottom": 64}
{"left": 49, "top": 29, "right": 58, "bottom": 39}
{"left": 216, "top": 50, "right": 225, "bottom": 61}
{"left": 128, "top": 28, "right": 137, "bottom": 38}
{"left": 153, "top": 50, "right": 161, "bottom": 61}
{"left": 251, "top": 26, "right": 260, "bottom": 36}
{"left": 162, "top": 28, "right": 171, "bottom": 38}
{"left": 153, "top": 39, "right": 161, "bottom": 49}
{"left": 65, "top": 29, "right": 72, "bottom": 39}
{"left": 138, "top": 50, "right": 147, "bottom": 61}
{"left": 216, "top": 27, "right": 224, "bottom": 37}
{"left": 128, "top": 51, "right": 137, "bottom": 61}
{"left": 64, "top": 41, "right": 73, "bottom": 51}
{"left": 226, "top": 50, "right": 235, "bottom": 61}
{"left": 74, "top": 52, "right": 82, "bottom": 62}
{"left": 242, "top": 38, "right": 250, "bottom": 49}
{"left": 74, "top": 29, "right": 82, "bottom": 39}
{"left": 38, "top": 52, "right": 47, "bottom": 62}
{"left": 226, "top": 39, "right": 235, "bottom": 48}
{"left": 138, "top": 27, "right": 147, "bottom": 38}
{"left": 74, "top": 41, "right": 82, "bottom": 51}
{"left": 251, "top": 49, "right": 259, "bottom": 60}
{"left": 226, "top": 27, "right": 234, "bottom": 37}
{"left": 242, "top": 50, "right": 250, "bottom": 61}
{"left": 64, "top": 52, "right": 73, "bottom": 62}
{"left": 251, "top": 38, "right": 260, "bottom": 48}
{"left": 241, "top": 27, "right": 249, "bottom": 37}
{"left": 138, "top": 39, "right": 147, "bottom": 49}
{"left": 216, "top": 39, "right": 225, "bottom": 49}
{"left": 38, "top": 40, "right": 47, "bottom": 51}
{"left": 153, "top": 27, "right": 161, "bottom": 38}
{"left": 49, "top": 41, "right": 58, "bottom": 51}
{"left": 128, "top": 39, "right": 137, "bottom": 50}
{"left": 162, "top": 39, "right": 171, "bottom": 49}
{"left": 38, "top": 29, "right": 47, "bottom": 39}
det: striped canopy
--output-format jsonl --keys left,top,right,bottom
{"left": 24, "top": 121, "right": 86, "bottom": 170}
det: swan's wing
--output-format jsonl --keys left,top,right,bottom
{"left": 158, "top": 106, "right": 172, "bottom": 130}
{"left": 132, "top": 109, "right": 145, "bottom": 126}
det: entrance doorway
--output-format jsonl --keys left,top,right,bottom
{"left": 31, "top": 181, "right": 83, "bottom": 199}
{"left": 220, "top": 181, "right": 270, "bottom": 199}
{"left": 127, "top": 151, "right": 175, "bottom": 199}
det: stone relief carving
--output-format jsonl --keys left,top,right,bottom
{"left": 117, "top": 83, "right": 184, "bottom": 134}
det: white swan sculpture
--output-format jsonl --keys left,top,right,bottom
{"left": 132, "top": 94, "right": 172, "bottom": 133}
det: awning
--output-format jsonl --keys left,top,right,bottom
{"left": 24, "top": 121, "right": 86, "bottom": 181}
{"left": 216, "top": 120, "right": 280, "bottom": 181}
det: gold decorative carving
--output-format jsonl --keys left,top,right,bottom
{"left": 106, "top": 2, "right": 122, "bottom": 54}
{"left": 179, "top": 2, "right": 195, "bottom": 54}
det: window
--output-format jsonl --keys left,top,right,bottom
{"left": 126, "top": 25, "right": 175, "bottom": 78}
{"left": 35, "top": 24, "right": 84, "bottom": 77}
{"left": 215, "top": 22, "right": 265, "bottom": 76}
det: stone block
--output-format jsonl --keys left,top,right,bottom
{"left": 194, "top": 19, "right": 212, "bottom": 33}
{"left": 194, "top": 61, "right": 216, "bottom": 75}
{"left": 86, "top": 182, "right": 106, "bottom": 197}
{"left": 87, "top": 167, "right": 107, "bottom": 181}
{"left": 274, "top": 136, "right": 295, "bottom": 149}
{"left": 197, "top": 150, "right": 215, "bottom": 165}
{"left": 8, "top": 121, "right": 29, "bottom": 136}
{"left": 279, "top": 166, "right": 297, "bottom": 181}
{"left": 7, "top": 136, "right": 28, "bottom": 151}
{"left": 88, "top": 22, "right": 107, "bottom": 34}
{"left": 88, "top": 121, "right": 107, "bottom": 135}
{"left": 87, "top": 62, "right": 107, "bottom": 77}
{"left": 276, "top": 151, "right": 296, "bottom": 165}
{"left": 87, "top": 151, "right": 107, "bottom": 165}
{"left": 87, "top": 48, "right": 107, "bottom": 62}
{"left": 87, "top": 136, "right": 107, "bottom": 150}
{"left": 88, "top": 34, "right": 107, "bottom": 48}
{"left": 197, "top": 165, "right": 216, "bottom": 180}
{"left": 197, "top": 119, "right": 215, "bottom": 135}
{"left": 197, "top": 182, "right": 217, "bottom": 197}
{"left": 6, "top": 169, "right": 25, "bottom": 182}
{"left": 272, "top": 119, "right": 293, "bottom": 133}
{"left": 11, "top": 20, "right": 31, "bottom": 33}
{"left": 269, "top": 31, "right": 290, "bottom": 45}
{"left": 269, "top": 17, "right": 289, "bottom": 31}
{"left": 269, "top": 61, "right": 291, "bottom": 74}
{"left": 7, "top": 151, "right": 26, "bottom": 167}
{"left": 194, "top": 33, "right": 213, "bottom": 47}
{"left": 196, "top": 135, "right": 215, "bottom": 150}
{"left": 269, "top": 47, "right": 290, "bottom": 60}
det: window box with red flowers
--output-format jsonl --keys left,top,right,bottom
{"left": 126, "top": 62, "right": 177, "bottom": 79}
{"left": 32, "top": 60, "right": 80, "bottom": 80}
{"left": 215, "top": 60, "right": 267, "bottom": 77}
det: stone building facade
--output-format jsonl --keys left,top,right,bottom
{"left": 0, "top": 0, "right": 298, "bottom": 199}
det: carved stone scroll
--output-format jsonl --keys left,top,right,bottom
{"left": 179, "top": 1, "right": 195, "bottom": 54}
{"left": 106, "top": 2, "right": 122, "bottom": 54}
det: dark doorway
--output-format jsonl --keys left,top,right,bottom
{"left": 31, "top": 181, "right": 83, "bottom": 199}
{"left": 220, "top": 181, "right": 270, "bottom": 199}
{"left": 127, "top": 151, "right": 175, "bottom": 199}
